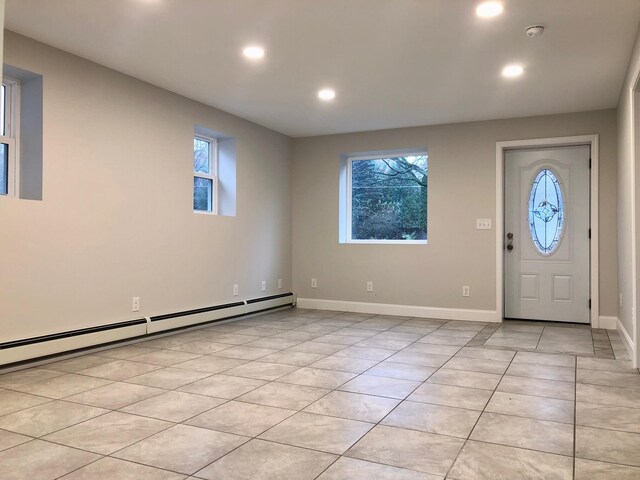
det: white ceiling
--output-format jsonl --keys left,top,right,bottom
{"left": 6, "top": 0, "right": 640, "bottom": 137}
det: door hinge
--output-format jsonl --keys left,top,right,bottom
{"left": 588, "top": 228, "right": 591, "bottom": 239}
{"left": 589, "top": 299, "right": 592, "bottom": 310}
{"left": 589, "top": 158, "right": 592, "bottom": 169}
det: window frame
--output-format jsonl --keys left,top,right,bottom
{"left": 0, "top": 77, "right": 20, "bottom": 197}
{"left": 193, "top": 134, "right": 218, "bottom": 215}
{"left": 346, "top": 151, "right": 428, "bottom": 245}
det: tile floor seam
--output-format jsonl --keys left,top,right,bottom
{"left": 444, "top": 344, "right": 519, "bottom": 479}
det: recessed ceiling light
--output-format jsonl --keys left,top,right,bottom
{"left": 318, "top": 89, "right": 336, "bottom": 101}
{"left": 242, "top": 46, "right": 265, "bottom": 60}
{"left": 502, "top": 64, "right": 524, "bottom": 78}
{"left": 476, "top": 1, "right": 503, "bottom": 18}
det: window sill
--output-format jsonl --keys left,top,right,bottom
{"left": 345, "top": 240, "right": 428, "bottom": 245}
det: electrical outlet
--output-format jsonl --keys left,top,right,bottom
{"left": 233, "top": 284, "right": 239, "bottom": 296}
{"left": 619, "top": 292, "right": 623, "bottom": 308}
{"left": 278, "top": 278, "right": 282, "bottom": 289}
{"left": 311, "top": 278, "right": 318, "bottom": 288}
{"left": 366, "top": 281, "right": 374, "bottom": 292}
{"left": 462, "top": 286, "right": 470, "bottom": 297}
{"left": 261, "top": 281, "right": 267, "bottom": 292}
{"left": 476, "top": 218, "right": 492, "bottom": 230}
{"left": 132, "top": 296, "right": 140, "bottom": 312}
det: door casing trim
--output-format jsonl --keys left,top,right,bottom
{"left": 496, "top": 135, "right": 599, "bottom": 326}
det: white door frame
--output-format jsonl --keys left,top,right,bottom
{"left": 496, "top": 135, "right": 599, "bottom": 326}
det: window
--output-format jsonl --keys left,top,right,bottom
{"left": 193, "top": 135, "right": 217, "bottom": 213}
{"left": 347, "top": 152, "right": 428, "bottom": 243}
{"left": 0, "top": 78, "right": 19, "bottom": 196}
{"left": 528, "top": 168, "right": 564, "bottom": 255}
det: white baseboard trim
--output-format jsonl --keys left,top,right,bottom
{"left": 296, "top": 298, "right": 500, "bottom": 323}
{"left": 616, "top": 318, "right": 635, "bottom": 359}
{"left": 598, "top": 316, "right": 618, "bottom": 330}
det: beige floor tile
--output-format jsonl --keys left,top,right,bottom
{"left": 204, "top": 333, "right": 261, "bottom": 345}
{"left": 506, "top": 362, "right": 575, "bottom": 382}
{"left": 196, "top": 439, "right": 337, "bottom": 480}
{"left": 246, "top": 338, "right": 302, "bottom": 349}
{"left": 46, "top": 355, "right": 116, "bottom": 373}
{"left": 121, "top": 391, "right": 225, "bottom": 422}
{"left": 443, "top": 357, "right": 510, "bottom": 375}
{"left": 0, "top": 400, "right": 108, "bottom": 437}
{"left": 577, "top": 402, "right": 640, "bottom": 433}
{"left": 408, "top": 383, "right": 492, "bottom": 410}
{"left": 259, "top": 411, "right": 373, "bottom": 454}
{"left": 576, "top": 425, "right": 640, "bottom": 466}
{"left": 78, "top": 360, "right": 162, "bottom": 381}
{"left": 577, "top": 357, "right": 636, "bottom": 373}
{"left": 43, "top": 411, "right": 171, "bottom": 454}
{"left": 304, "top": 390, "right": 399, "bottom": 423}
{"left": 417, "top": 335, "right": 469, "bottom": 346}
{"left": 96, "top": 345, "right": 160, "bottom": 360}
{"left": 470, "top": 412, "right": 573, "bottom": 455}
{"left": 277, "top": 367, "right": 356, "bottom": 389}
{"left": 387, "top": 351, "right": 451, "bottom": 368}
{"left": 238, "top": 382, "right": 330, "bottom": 410}
{"left": 512, "top": 351, "right": 575, "bottom": 367}
{"left": 346, "top": 425, "right": 463, "bottom": 476}
{"left": 126, "top": 367, "right": 212, "bottom": 389}
{"left": 128, "top": 349, "right": 202, "bottom": 366}
{"left": 335, "top": 346, "right": 397, "bottom": 361}
{"left": 403, "top": 343, "right": 461, "bottom": 356}
{"left": 179, "top": 374, "right": 266, "bottom": 399}
{"left": 486, "top": 392, "right": 574, "bottom": 424}
{"left": 0, "top": 369, "right": 64, "bottom": 389}
{"left": 257, "top": 351, "right": 327, "bottom": 366}
{"left": 211, "top": 345, "right": 278, "bottom": 360}
{"left": 497, "top": 375, "right": 574, "bottom": 401}
{"left": 447, "top": 440, "right": 572, "bottom": 480}
{"left": 309, "top": 355, "right": 379, "bottom": 373}
{"left": 382, "top": 401, "right": 480, "bottom": 438}
{"left": 574, "top": 458, "right": 640, "bottom": 480}
{"left": 0, "top": 389, "right": 51, "bottom": 416}
{"left": 10, "top": 373, "right": 112, "bottom": 399}
{"left": 355, "top": 337, "right": 414, "bottom": 350}
{"left": 365, "top": 362, "right": 436, "bottom": 382}
{"left": 426, "top": 369, "right": 501, "bottom": 390}
{"left": 483, "top": 337, "right": 539, "bottom": 349}
{"left": 0, "top": 440, "right": 99, "bottom": 480}
{"left": 114, "top": 424, "right": 247, "bottom": 475}
{"left": 223, "top": 361, "right": 300, "bottom": 381}
{"left": 65, "top": 381, "right": 165, "bottom": 409}
{"left": 0, "top": 429, "right": 31, "bottom": 452}
{"left": 454, "top": 346, "right": 516, "bottom": 362}
{"left": 59, "top": 457, "right": 186, "bottom": 479}
{"left": 170, "top": 356, "right": 247, "bottom": 373}
{"left": 338, "top": 375, "right": 421, "bottom": 399}
{"left": 187, "top": 400, "right": 295, "bottom": 436}
{"left": 169, "top": 340, "right": 231, "bottom": 355}
{"left": 577, "top": 383, "right": 640, "bottom": 408}
{"left": 287, "top": 341, "right": 347, "bottom": 355}
{"left": 578, "top": 369, "right": 640, "bottom": 389}
{"left": 429, "top": 329, "right": 477, "bottom": 340}
{"left": 317, "top": 457, "right": 442, "bottom": 480}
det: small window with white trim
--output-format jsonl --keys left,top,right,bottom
{"left": 0, "top": 77, "right": 20, "bottom": 196}
{"left": 346, "top": 151, "right": 428, "bottom": 244}
{"left": 193, "top": 135, "right": 218, "bottom": 213}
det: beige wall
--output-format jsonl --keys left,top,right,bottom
{"left": 0, "top": 32, "right": 293, "bottom": 342}
{"left": 616, "top": 22, "right": 640, "bottom": 364}
{"left": 292, "top": 110, "right": 618, "bottom": 317}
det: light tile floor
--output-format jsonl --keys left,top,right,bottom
{"left": 0, "top": 309, "right": 638, "bottom": 479}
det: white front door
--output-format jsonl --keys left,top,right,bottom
{"left": 504, "top": 145, "right": 590, "bottom": 323}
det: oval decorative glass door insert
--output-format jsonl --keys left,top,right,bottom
{"left": 528, "top": 168, "right": 564, "bottom": 255}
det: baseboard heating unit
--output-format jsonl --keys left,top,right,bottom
{"left": 0, "top": 292, "right": 295, "bottom": 367}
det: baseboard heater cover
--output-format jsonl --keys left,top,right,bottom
{"left": 0, "top": 319, "right": 147, "bottom": 366}
{"left": 0, "top": 293, "right": 296, "bottom": 367}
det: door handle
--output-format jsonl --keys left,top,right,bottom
{"left": 506, "top": 233, "right": 514, "bottom": 251}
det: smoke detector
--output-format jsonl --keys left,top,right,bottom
{"left": 525, "top": 25, "right": 545, "bottom": 38}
